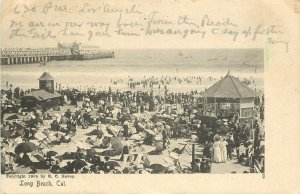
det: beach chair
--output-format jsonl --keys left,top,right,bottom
{"left": 121, "top": 152, "right": 145, "bottom": 170}
{"left": 35, "top": 132, "right": 52, "bottom": 148}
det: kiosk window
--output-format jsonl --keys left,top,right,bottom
{"left": 241, "top": 107, "right": 253, "bottom": 117}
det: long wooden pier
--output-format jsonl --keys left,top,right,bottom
{"left": 0, "top": 48, "right": 114, "bottom": 65}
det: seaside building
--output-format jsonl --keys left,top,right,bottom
{"left": 0, "top": 42, "right": 114, "bottom": 65}
{"left": 21, "top": 72, "right": 62, "bottom": 110}
{"left": 201, "top": 71, "right": 257, "bottom": 123}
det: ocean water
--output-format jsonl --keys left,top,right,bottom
{"left": 1, "top": 49, "right": 264, "bottom": 93}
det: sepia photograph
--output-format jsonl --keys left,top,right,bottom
{"left": 1, "top": 0, "right": 299, "bottom": 193}
{"left": 1, "top": 46, "right": 265, "bottom": 175}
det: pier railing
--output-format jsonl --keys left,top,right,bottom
{"left": 0, "top": 48, "right": 114, "bottom": 65}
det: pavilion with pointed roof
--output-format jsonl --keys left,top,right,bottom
{"left": 38, "top": 71, "right": 55, "bottom": 93}
{"left": 38, "top": 71, "right": 55, "bottom": 81}
{"left": 201, "top": 70, "right": 257, "bottom": 121}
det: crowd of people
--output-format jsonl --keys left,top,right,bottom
{"left": 1, "top": 78, "right": 265, "bottom": 174}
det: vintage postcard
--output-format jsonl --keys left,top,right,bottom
{"left": 0, "top": 0, "right": 299, "bottom": 193}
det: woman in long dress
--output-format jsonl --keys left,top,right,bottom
{"left": 220, "top": 137, "right": 228, "bottom": 163}
{"left": 213, "top": 140, "right": 222, "bottom": 163}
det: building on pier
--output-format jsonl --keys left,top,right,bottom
{"left": 0, "top": 42, "right": 114, "bottom": 65}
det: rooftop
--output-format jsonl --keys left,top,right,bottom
{"left": 201, "top": 71, "right": 257, "bottom": 98}
{"left": 38, "top": 72, "right": 55, "bottom": 81}
{"left": 24, "top": 89, "right": 60, "bottom": 101}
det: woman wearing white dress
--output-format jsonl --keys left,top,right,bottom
{"left": 220, "top": 137, "right": 228, "bottom": 163}
{"left": 213, "top": 140, "right": 222, "bottom": 163}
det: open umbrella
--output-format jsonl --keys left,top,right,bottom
{"left": 46, "top": 151, "right": 58, "bottom": 157}
{"left": 6, "top": 114, "right": 23, "bottom": 121}
{"left": 15, "top": 128, "right": 25, "bottom": 136}
{"left": 71, "top": 159, "right": 87, "bottom": 169}
{"left": 8, "top": 121, "right": 26, "bottom": 130}
{"left": 111, "top": 137, "right": 123, "bottom": 155}
{"left": 154, "top": 142, "right": 164, "bottom": 152}
{"left": 1, "top": 130, "right": 11, "bottom": 138}
{"left": 15, "top": 142, "right": 38, "bottom": 153}
{"left": 149, "top": 164, "right": 167, "bottom": 174}
{"left": 86, "top": 129, "right": 103, "bottom": 137}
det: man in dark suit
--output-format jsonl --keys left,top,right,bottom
{"left": 226, "top": 132, "right": 235, "bottom": 160}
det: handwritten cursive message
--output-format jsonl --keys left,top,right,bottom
{"left": 5, "top": 1, "right": 288, "bottom": 51}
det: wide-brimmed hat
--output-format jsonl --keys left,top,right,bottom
{"left": 213, "top": 134, "right": 221, "bottom": 141}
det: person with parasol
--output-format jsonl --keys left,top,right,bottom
{"left": 15, "top": 142, "right": 38, "bottom": 167}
